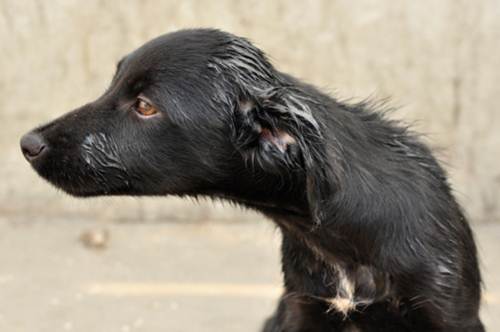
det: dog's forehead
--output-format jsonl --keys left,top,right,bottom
{"left": 123, "top": 29, "right": 230, "bottom": 71}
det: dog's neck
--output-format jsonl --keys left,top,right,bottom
{"left": 210, "top": 166, "right": 312, "bottom": 222}
{"left": 215, "top": 193, "right": 309, "bottom": 219}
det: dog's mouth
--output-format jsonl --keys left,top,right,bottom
{"left": 20, "top": 99, "right": 134, "bottom": 198}
{"left": 21, "top": 126, "right": 139, "bottom": 197}
{"left": 34, "top": 160, "right": 133, "bottom": 198}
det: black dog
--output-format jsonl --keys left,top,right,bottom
{"left": 21, "top": 29, "right": 483, "bottom": 331}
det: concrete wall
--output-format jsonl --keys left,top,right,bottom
{"left": 1, "top": 0, "right": 499, "bottom": 223}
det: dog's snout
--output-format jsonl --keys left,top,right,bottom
{"left": 20, "top": 132, "right": 47, "bottom": 162}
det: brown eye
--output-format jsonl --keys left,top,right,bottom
{"left": 134, "top": 97, "right": 158, "bottom": 117}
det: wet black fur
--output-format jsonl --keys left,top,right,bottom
{"left": 22, "top": 29, "right": 483, "bottom": 331}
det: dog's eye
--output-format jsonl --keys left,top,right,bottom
{"left": 134, "top": 97, "right": 158, "bottom": 117}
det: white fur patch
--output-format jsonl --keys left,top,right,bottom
{"left": 326, "top": 267, "right": 356, "bottom": 317}
{"left": 239, "top": 100, "right": 255, "bottom": 114}
{"left": 81, "top": 133, "right": 125, "bottom": 171}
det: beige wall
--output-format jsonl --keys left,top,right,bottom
{"left": 1, "top": 0, "right": 499, "bottom": 223}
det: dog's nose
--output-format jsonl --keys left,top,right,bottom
{"left": 20, "top": 132, "right": 47, "bottom": 162}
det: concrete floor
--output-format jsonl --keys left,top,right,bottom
{"left": 0, "top": 218, "right": 498, "bottom": 332}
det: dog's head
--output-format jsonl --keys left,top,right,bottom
{"left": 20, "top": 29, "right": 328, "bottom": 217}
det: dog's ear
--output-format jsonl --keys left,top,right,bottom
{"left": 231, "top": 98, "right": 301, "bottom": 172}
{"left": 305, "top": 161, "right": 336, "bottom": 226}
{"left": 232, "top": 90, "right": 339, "bottom": 226}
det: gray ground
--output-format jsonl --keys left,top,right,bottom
{"left": 0, "top": 218, "right": 498, "bottom": 332}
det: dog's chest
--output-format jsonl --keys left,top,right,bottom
{"left": 281, "top": 232, "right": 393, "bottom": 317}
